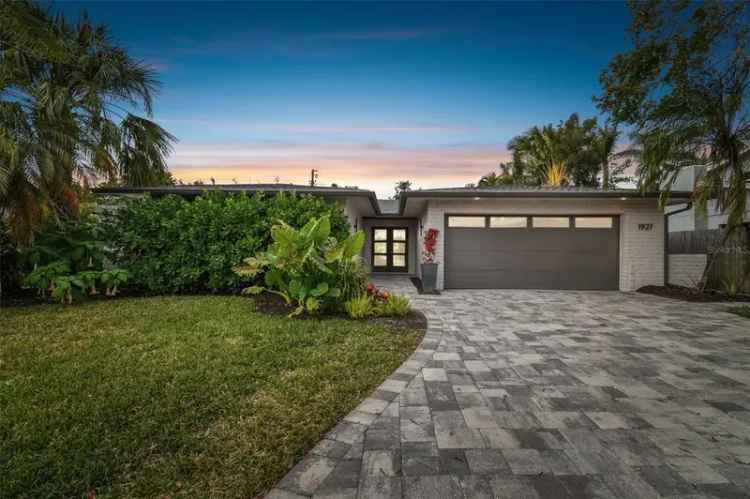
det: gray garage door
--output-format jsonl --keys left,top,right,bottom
{"left": 445, "top": 215, "right": 619, "bottom": 290}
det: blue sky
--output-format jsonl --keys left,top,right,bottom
{"left": 59, "top": 1, "right": 633, "bottom": 197}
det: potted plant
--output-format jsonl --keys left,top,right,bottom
{"left": 421, "top": 228, "right": 439, "bottom": 293}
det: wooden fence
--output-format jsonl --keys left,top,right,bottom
{"left": 668, "top": 227, "right": 750, "bottom": 292}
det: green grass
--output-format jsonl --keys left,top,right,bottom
{"left": 727, "top": 305, "right": 750, "bottom": 319}
{"left": 0, "top": 296, "right": 421, "bottom": 498}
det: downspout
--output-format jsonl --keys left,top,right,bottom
{"left": 664, "top": 202, "right": 693, "bottom": 286}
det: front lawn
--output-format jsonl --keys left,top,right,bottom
{"left": 0, "top": 296, "right": 421, "bottom": 498}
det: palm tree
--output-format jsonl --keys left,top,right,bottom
{"left": 592, "top": 124, "right": 620, "bottom": 190}
{"left": 509, "top": 124, "right": 569, "bottom": 186}
{"left": 543, "top": 162, "right": 567, "bottom": 186}
{"left": 0, "top": 1, "right": 176, "bottom": 243}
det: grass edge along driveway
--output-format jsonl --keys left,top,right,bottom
{"left": 0, "top": 296, "right": 421, "bottom": 498}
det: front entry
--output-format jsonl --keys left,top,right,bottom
{"left": 372, "top": 227, "right": 408, "bottom": 272}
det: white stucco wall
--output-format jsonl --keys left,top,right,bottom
{"left": 416, "top": 198, "right": 666, "bottom": 291}
{"left": 341, "top": 198, "right": 359, "bottom": 231}
{"left": 668, "top": 254, "right": 707, "bottom": 288}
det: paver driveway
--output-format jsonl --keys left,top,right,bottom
{"left": 268, "top": 278, "right": 750, "bottom": 499}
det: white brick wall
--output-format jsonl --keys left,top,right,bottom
{"left": 415, "top": 198, "right": 666, "bottom": 291}
{"left": 668, "top": 254, "right": 707, "bottom": 288}
{"left": 619, "top": 211, "right": 664, "bottom": 291}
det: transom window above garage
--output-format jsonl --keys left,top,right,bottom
{"left": 448, "top": 216, "right": 486, "bottom": 228}
{"left": 489, "top": 216, "right": 527, "bottom": 228}
{"left": 574, "top": 217, "right": 613, "bottom": 228}
{"left": 532, "top": 217, "right": 570, "bottom": 228}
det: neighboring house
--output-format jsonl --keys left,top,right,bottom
{"left": 664, "top": 166, "right": 750, "bottom": 287}
{"left": 97, "top": 183, "right": 691, "bottom": 292}
{"left": 666, "top": 165, "right": 750, "bottom": 232}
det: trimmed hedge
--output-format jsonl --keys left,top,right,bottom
{"left": 101, "top": 192, "right": 350, "bottom": 294}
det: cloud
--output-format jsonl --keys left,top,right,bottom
{"left": 167, "top": 141, "right": 510, "bottom": 198}
{"left": 159, "top": 118, "right": 474, "bottom": 135}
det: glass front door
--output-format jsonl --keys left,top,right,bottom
{"left": 372, "top": 227, "right": 408, "bottom": 272}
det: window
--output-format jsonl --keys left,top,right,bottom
{"left": 575, "top": 217, "right": 613, "bottom": 229}
{"left": 372, "top": 227, "right": 408, "bottom": 271}
{"left": 448, "top": 216, "right": 486, "bottom": 228}
{"left": 532, "top": 217, "right": 570, "bottom": 228}
{"left": 489, "top": 216, "right": 527, "bottom": 228}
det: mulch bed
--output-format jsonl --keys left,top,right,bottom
{"left": 638, "top": 284, "right": 750, "bottom": 303}
{"left": 251, "top": 292, "right": 428, "bottom": 331}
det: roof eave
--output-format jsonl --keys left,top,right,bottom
{"left": 398, "top": 190, "right": 693, "bottom": 215}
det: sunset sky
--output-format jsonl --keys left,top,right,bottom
{"left": 60, "top": 1, "right": 633, "bottom": 198}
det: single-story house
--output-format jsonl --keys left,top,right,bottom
{"left": 97, "top": 184, "right": 692, "bottom": 292}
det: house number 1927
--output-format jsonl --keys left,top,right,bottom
{"left": 638, "top": 223, "right": 654, "bottom": 231}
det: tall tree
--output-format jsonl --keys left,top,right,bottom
{"left": 0, "top": 0, "right": 176, "bottom": 243}
{"left": 393, "top": 180, "right": 412, "bottom": 200}
{"left": 596, "top": 0, "right": 749, "bottom": 288}
{"left": 508, "top": 113, "right": 601, "bottom": 187}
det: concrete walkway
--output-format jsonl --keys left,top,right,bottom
{"left": 268, "top": 277, "right": 750, "bottom": 498}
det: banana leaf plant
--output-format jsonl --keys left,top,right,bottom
{"left": 234, "top": 216, "right": 365, "bottom": 317}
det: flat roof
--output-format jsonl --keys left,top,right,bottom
{"left": 94, "top": 184, "right": 692, "bottom": 217}
{"left": 398, "top": 186, "right": 693, "bottom": 213}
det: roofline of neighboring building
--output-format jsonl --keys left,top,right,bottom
{"left": 93, "top": 185, "right": 383, "bottom": 216}
{"left": 397, "top": 189, "right": 694, "bottom": 214}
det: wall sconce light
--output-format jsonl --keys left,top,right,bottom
{"left": 419, "top": 221, "right": 423, "bottom": 235}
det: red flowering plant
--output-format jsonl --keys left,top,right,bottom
{"left": 422, "top": 228, "right": 439, "bottom": 263}
{"left": 366, "top": 282, "right": 390, "bottom": 303}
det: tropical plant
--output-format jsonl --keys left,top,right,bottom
{"left": 0, "top": 1, "right": 176, "bottom": 243}
{"left": 22, "top": 260, "right": 70, "bottom": 298}
{"left": 101, "top": 269, "right": 130, "bottom": 296}
{"left": 366, "top": 282, "right": 391, "bottom": 302}
{"left": 102, "top": 191, "right": 350, "bottom": 294}
{"left": 596, "top": 0, "right": 750, "bottom": 289}
{"left": 344, "top": 294, "right": 375, "bottom": 319}
{"left": 721, "top": 275, "right": 742, "bottom": 298}
{"left": 339, "top": 256, "right": 369, "bottom": 302}
{"left": 422, "top": 228, "right": 439, "bottom": 263}
{"left": 234, "top": 215, "right": 365, "bottom": 317}
{"left": 477, "top": 168, "right": 511, "bottom": 187}
{"left": 20, "top": 218, "right": 105, "bottom": 272}
{"left": 543, "top": 163, "right": 567, "bottom": 187}
{"left": 380, "top": 294, "right": 411, "bottom": 317}
{"left": 17, "top": 216, "right": 129, "bottom": 303}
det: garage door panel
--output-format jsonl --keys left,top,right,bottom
{"left": 445, "top": 216, "right": 619, "bottom": 290}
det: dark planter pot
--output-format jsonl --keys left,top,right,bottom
{"left": 421, "top": 262, "right": 438, "bottom": 293}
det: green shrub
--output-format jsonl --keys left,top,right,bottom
{"left": 345, "top": 295, "right": 375, "bottom": 319}
{"left": 18, "top": 219, "right": 129, "bottom": 303}
{"left": 380, "top": 294, "right": 411, "bottom": 317}
{"left": 235, "top": 215, "right": 365, "bottom": 316}
{"left": 101, "top": 191, "right": 350, "bottom": 294}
